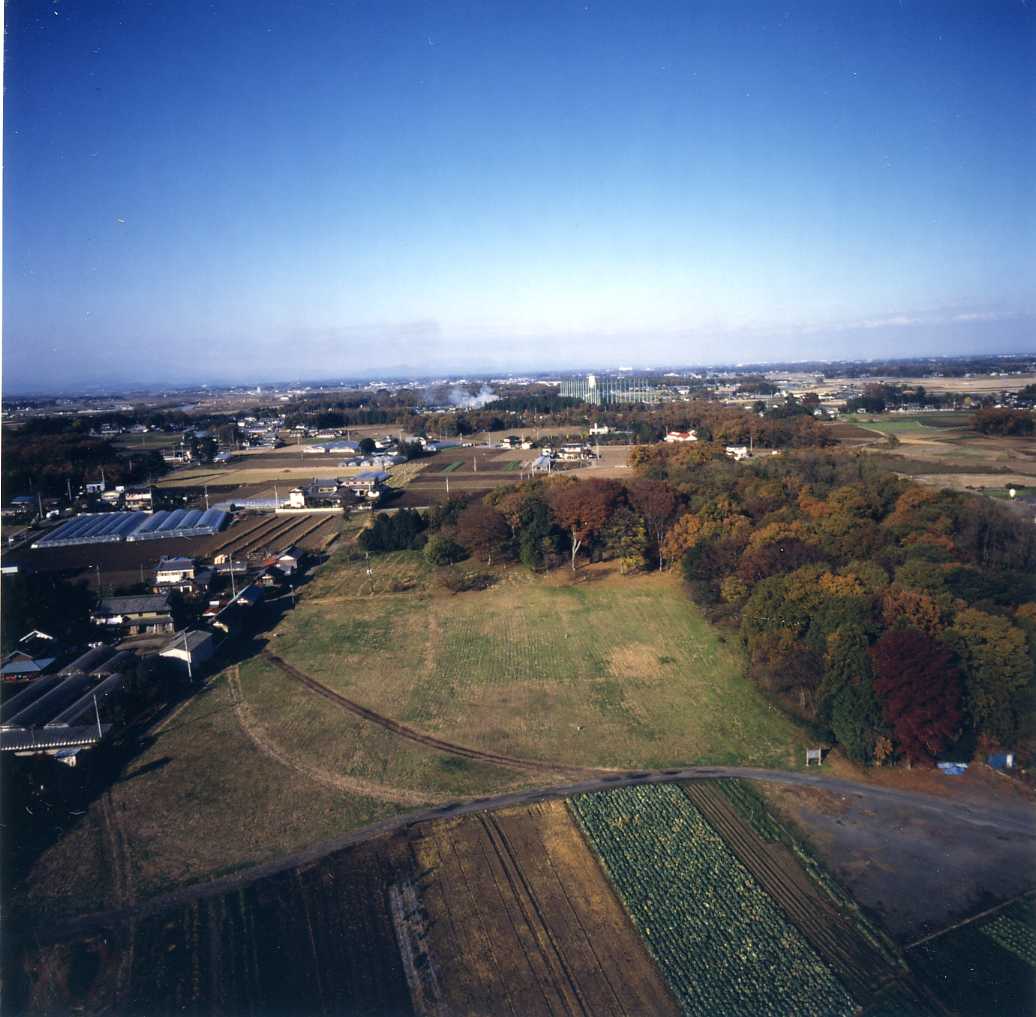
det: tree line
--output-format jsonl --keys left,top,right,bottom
{"left": 362, "top": 443, "right": 1035, "bottom": 768}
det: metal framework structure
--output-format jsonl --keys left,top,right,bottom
{"left": 558, "top": 373, "right": 660, "bottom": 405}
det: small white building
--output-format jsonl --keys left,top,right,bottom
{"left": 557, "top": 443, "right": 594, "bottom": 461}
{"left": 159, "top": 629, "right": 217, "bottom": 673}
{"left": 288, "top": 487, "right": 307, "bottom": 509}
{"left": 725, "top": 446, "right": 750, "bottom": 461}
{"left": 664, "top": 430, "right": 698, "bottom": 443}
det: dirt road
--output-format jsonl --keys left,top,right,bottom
{"left": 22, "top": 765, "right": 1036, "bottom": 948}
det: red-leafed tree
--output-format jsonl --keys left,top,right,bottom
{"left": 455, "top": 503, "right": 510, "bottom": 565}
{"left": 871, "top": 628, "right": 962, "bottom": 764}
{"left": 627, "top": 478, "right": 679, "bottom": 570}
{"left": 548, "top": 479, "right": 622, "bottom": 570}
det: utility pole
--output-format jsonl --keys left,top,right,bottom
{"left": 66, "top": 478, "right": 73, "bottom": 503}
{"left": 445, "top": 474, "right": 450, "bottom": 496}
{"left": 94, "top": 563, "right": 103, "bottom": 598}
{"left": 93, "top": 694, "right": 103, "bottom": 740}
{"left": 182, "top": 629, "right": 193, "bottom": 681}
{"left": 204, "top": 485, "right": 210, "bottom": 511}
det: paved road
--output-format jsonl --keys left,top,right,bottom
{"left": 22, "top": 765, "right": 1036, "bottom": 946}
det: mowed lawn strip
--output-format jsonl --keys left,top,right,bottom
{"left": 274, "top": 561, "right": 807, "bottom": 770}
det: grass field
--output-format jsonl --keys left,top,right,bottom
{"left": 12, "top": 547, "right": 809, "bottom": 922}
{"left": 271, "top": 552, "right": 808, "bottom": 771}
{"left": 12, "top": 673, "right": 406, "bottom": 917}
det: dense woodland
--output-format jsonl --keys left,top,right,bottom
{"left": 971, "top": 408, "right": 1035, "bottom": 436}
{"left": 388, "top": 444, "right": 1036, "bottom": 767}
{"left": 1, "top": 431, "right": 168, "bottom": 501}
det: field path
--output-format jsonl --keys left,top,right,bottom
{"left": 227, "top": 666, "right": 446, "bottom": 807}
{"left": 261, "top": 650, "right": 608, "bottom": 778}
{"left": 22, "top": 770, "right": 1036, "bottom": 948}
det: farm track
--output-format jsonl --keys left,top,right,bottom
{"left": 98, "top": 792, "right": 134, "bottom": 909}
{"left": 682, "top": 782, "right": 905, "bottom": 1006}
{"left": 261, "top": 651, "right": 606, "bottom": 778}
{"left": 22, "top": 769, "right": 1036, "bottom": 949}
{"left": 227, "top": 666, "right": 447, "bottom": 806}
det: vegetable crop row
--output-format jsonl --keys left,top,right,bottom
{"left": 569, "top": 784, "right": 855, "bottom": 1017}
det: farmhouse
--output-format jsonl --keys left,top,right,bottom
{"left": 92, "top": 594, "right": 175, "bottom": 636}
{"left": 153, "top": 556, "right": 212, "bottom": 596}
{"left": 6, "top": 495, "right": 37, "bottom": 518}
{"left": 0, "top": 630, "right": 63, "bottom": 682}
{"left": 124, "top": 486, "right": 154, "bottom": 511}
{"left": 557, "top": 443, "right": 595, "bottom": 461}
{"left": 212, "top": 584, "right": 266, "bottom": 635}
{"left": 340, "top": 471, "right": 388, "bottom": 498}
{"left": 161, "top": 447, "right": 193, "bottom": 464}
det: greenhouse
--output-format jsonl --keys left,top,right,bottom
{"left": 32, "top": 509, "right": 227, "bottom": 548}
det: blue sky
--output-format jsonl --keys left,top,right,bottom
{"left": 3, "top": 0, "right": 1034, "bottom": 390}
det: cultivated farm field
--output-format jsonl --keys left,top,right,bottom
{"left": 831, "top": 413, "right": 1036, "bottom": 494}
{"left": 13, "top": 781, "right": 956, "bottom": 1016}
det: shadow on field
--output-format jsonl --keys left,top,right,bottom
{"left": 2, "top": 555, "right": 328, "bottom": 921}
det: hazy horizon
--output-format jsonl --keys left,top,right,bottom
{"left": 4, "top": 0, "right": 1034, "bottom": 391}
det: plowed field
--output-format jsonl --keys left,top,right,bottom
{"left": 409, "top": 800, "right": 676, "bottom": 1016}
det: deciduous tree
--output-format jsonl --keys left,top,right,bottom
{"left": 871, "top": 628, "right": 962, "bottom": 764}
{"left": 948, "top": 608, "right": 1032, "bottom": 744}
{"left": 455, "top": 504, "right": 510, "bottom": 565}
{"left": 548, "top": 479, "right": 621, "bottom": 570}
{"left": 627, "top": 478, "right": 679, "bottom": 569}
